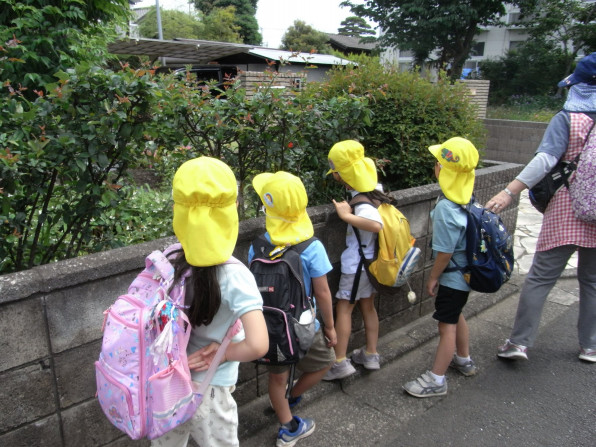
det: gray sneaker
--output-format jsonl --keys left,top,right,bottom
{"left": 351, "top": 348, "right": 380, "bottom": 370}
{"left": 449, "top": 355, "right": 478, "bottom": 376}
{"left": 403, "top": 371, "right": 447, "bottom": 398}
{"left": 579, "top": 348, "right": 596, "bottom": 362}
{"left": 497, "top": 339, "right": 528, "bottom": 360}
{"left": 323, "top": 359, "right": 356, "bottom": 381}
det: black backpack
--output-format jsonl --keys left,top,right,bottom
{"left": 249, "top": 235, "right": 317, "bottom": 367}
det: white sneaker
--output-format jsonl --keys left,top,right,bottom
{"left": 323, "top": 359, "right": 356, "bottom": 381}
{"left": 351, "top": 348, "right": 380, "bottom": 370}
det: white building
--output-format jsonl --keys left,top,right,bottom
{"left": 381, "top": 4, "right": 529, "bottom": 76}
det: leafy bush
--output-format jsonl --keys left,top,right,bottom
{"left": 1, "top": 63, "right": 163, "bottom": 272}
{"left": 151, "top": 71, "right": 371, "bottom": 216}
{"left": 304, "top": 54, "right": 486, "bottom": 191}
{"left": 479, "top": 40, "right": 568, "bottom": 105}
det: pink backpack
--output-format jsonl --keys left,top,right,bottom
{"left": 569, "top": 128, "right": 596, "bottom": 223}
{"left": 95, "top": 244, "right": 241, "bottom": 440}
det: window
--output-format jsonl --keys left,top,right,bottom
{"left": 509, "top": 41, "right": 524, "bottom": 51}
{"left": 470, "top": 42, "right": 485, "bottom": 57}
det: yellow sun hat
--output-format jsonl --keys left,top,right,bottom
{"left": 172, "top": 157, "right": 239, "bottom": 266}
{"left": 326, "top": 140, "right": 378, "bottom": 193}
{"left": 252, "top": 171, "right": 314, "bottom": 246}
{"left": 428, "top": 137, "right": 479, "bottom": 205}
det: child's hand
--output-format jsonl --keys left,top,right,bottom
{"left": 187, "top": 342, "right": 221, "bottom": 371}
{"left": 332, "top": 199, "right": 352, "bottom": 220}
{"left": 426, "top": 278, "right": 439, "bottom": 297}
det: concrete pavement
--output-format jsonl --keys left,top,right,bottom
{"left": 237, "top": 191, "right": 593, "bottom": 446}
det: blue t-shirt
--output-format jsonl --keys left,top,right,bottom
{"left": 431, "top": 198, "right": 470, "bottom": 292}
{"left": 248, "top": 233, "right": 333, "bottom": 330}
{"left": 186, "top": 260, "right": 264, "bottom": 386}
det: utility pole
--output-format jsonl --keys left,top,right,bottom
{"left": 155, "top": 0, "right": 164, "bottom": 40}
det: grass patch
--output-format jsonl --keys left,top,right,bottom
{"left": 487, "top": 94, "right": 565, "bottom": 123}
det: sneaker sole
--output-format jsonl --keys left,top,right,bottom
{"left": 497, "top": 352, "right": 528, "bottom": 360}
{"left": 449, "top": 364, "right": 478, "bottom": 376}
{"left": 322, "top": 369, "right": 355, "bottom": 381}
{"left": 276, "top": 422, "right": 316, "bottom": 447}
{"left": 352, "top": 360, "right": 380, "bottom": 370}
{"left": 402, "top": 386, "right": 447, "bottom": 398}
{"left": 579, "top": 354, "right": 596, "bottom": 362}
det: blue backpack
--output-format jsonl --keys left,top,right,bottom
{"left": 445, "top": 197, "right": 514, "bottom": 293}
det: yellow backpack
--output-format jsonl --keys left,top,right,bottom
{"left": 349, "top": 195, "right": 421, "bottom": 302}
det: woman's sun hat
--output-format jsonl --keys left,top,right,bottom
{"left": 252, "top": 171, "right": 314, "bottom": 246}
{"left": 428, "top": 137, "right": 479, "bottom": 205}
{"left": 327, "top": 140, "right": 378, "bottom": 193}
{"left": 172, "top": 157, "right": 238, "bottom": 266}
{"left": 558, "top": 52, "right": 596, "bottom": 88}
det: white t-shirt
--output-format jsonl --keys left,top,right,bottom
{"left": 340, "top": 191, "right": 384, "bottom": 274}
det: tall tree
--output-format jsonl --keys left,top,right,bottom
{"left": 341, "top": 0, "right": 506, "bottom": 78}
{"left": 517, "top": 0, "right": 596, "bottom": 77}
{"left": 281, "top": 20, "right": 332, "bottom": 53}
{"left": 137, "top": 6, "right": 242, "bottom": 42}
{"left": 138, "top": 7, "right": 203, "bottom": 40}
{"left": 0, "top": 0, "right": 130, "bottom": 96}
{"left": 338, "top": 16, "right": 377, "bottom": 41}
{"left": 193, "top": 0, "right": 261, "bottom": 44}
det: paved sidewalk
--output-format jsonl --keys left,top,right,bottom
{"left": 237, "top": 191, "right": 589, "bottom": 446}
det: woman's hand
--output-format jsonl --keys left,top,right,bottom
{"left": 485, "top": 190, "right": 513, "bottom": 214}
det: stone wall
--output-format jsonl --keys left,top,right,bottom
{"left": 483, "top": 118, "right": 548, "bottom": 164}
{"left": 0, "top": 160, "right": 522, "bottom": 447}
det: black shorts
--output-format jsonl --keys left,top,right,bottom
{"left": 432, "top": 284, "right": 470, "bottom": 324}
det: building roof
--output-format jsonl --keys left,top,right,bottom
{"left": 107, "top": 38, "right": 356, "bottom": 66}
{"left": 248, "top": 48, "right": 355, "bottom": 66}
{"left": 327, "top": 34, "right": 377, "bottom": 53}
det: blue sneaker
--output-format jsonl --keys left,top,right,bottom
{"left": 276, "top": 416, "right": 315, "bottom": 447}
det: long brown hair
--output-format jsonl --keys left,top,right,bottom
{"left": 168, "top": 248, "right": 222, "bottom": 327}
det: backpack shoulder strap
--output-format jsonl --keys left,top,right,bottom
{"left": 290, "top": 236, "right": 318, "bottom": 255}
{"left": 349, "top": 193, "right": 380, "bottom": 209}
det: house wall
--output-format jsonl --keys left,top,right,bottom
{"left": 238, "top": 71, "right": 306, "bottom": 99}
{"left": 0, "top": 160, "right": 522, "bottom": 446}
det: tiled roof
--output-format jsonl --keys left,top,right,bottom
{"left": 327, "top": 34, "right": 377, "bottom": 52}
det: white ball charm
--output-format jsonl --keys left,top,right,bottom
{"left": 407, "top": 291, "right": 417, "bottom": 304}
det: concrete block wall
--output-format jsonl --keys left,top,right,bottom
{"left": 483, "top": 118, "right": 548, "bottom": 164}
{"left": 0, "top": 160, "right": 522, "bottom": 447}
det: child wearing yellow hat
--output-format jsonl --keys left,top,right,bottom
{"left": 249, "top": 171, "right": 337, "bottom": 447}
{"left": 152, "top": 157, "right": 269, "bottom": 447}
{"left": 403, "top": 137, "right": 479, "bottom": 398}
{"left": 324, "top": 140, "right": 392, "bottom": 381}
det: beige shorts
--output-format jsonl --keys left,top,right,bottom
{"left": 267, "top": 329, "right": 335, "bottom": 374}
{"left": 151, "top": 385, "right": 238, "bottom": 447}
{"left": 336, "top": 272, "right": 377, "bottom": 301}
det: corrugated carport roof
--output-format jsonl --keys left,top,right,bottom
{"left": 107, "top": 38, "right": 356, "bottom": 66}
{"left": 248, "top": 48, "right": 355, "bottom": 66}
{"left": 107, "top": 38, "right": 254, "bottom": 63}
